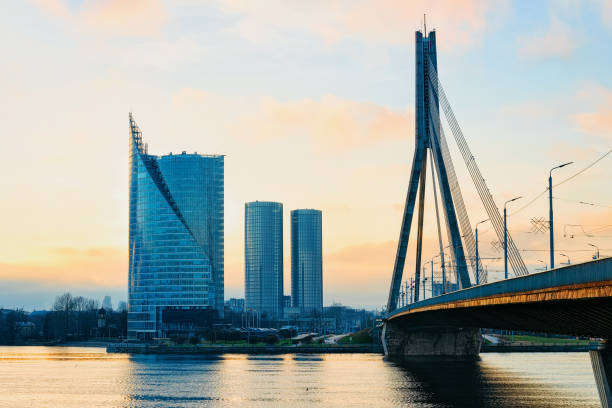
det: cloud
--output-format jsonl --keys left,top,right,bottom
{"left": 518, "top": 18, "right": 578, "bottom": 59}
{"left": 233, "top": 95, "right": 413, "bottom": 153}
{"left": 600, "top": 0, "right": 612, "bottom": 27}
{"left": 32, "top": 0, "right": 167, "bottom": 37}
{"left": 0, "top": 247, "right": 127, "bottom": 287}
{"left": 214, "top": 0, "right": 506, "bottom": 50}
{"left": 324, "top": 240, "right": 397, "bottom": 288}
{"left": 572, "top": 86, "right": 612, "bottom": 139}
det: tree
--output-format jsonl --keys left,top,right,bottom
{"left": 53, "top": 292, "right": 75, "bottom": 312}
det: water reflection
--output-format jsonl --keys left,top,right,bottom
{"left": 0, "top": 347, "right": 600, "bottom": 408}
{"left": 391, "top": 353, "right": 598, "bottom": 407}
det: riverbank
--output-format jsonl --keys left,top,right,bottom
{"left": 107, "top": 343, "right": 383, "bottom": 354}
{"left": 481, "top": 343, "right": 601, "bottom": 352}
{"left": 106, "top": 342, "right": 602, "bottom": 355}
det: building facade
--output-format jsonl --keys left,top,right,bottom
{"left": 291, "top": 209, "right": 323, "bottom": 314}
{"left": 128, "top": 113, "right": 224, "bottom": 339}
{"left": 244, "top": 201, "right": 284, "bottom": 319}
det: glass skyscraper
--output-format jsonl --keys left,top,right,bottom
{"left": 128, "top": 113, "right": 224, "bottom": 339}
{"left": 291, "top": 209, "right": 323, "bottom": 314}
{"left": 244, "top": 201, "right": 284, "bottom": 319}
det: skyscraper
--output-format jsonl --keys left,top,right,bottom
{"left": 128, "top": 113, "right": 224, "bottom": 339}
{"left": 244, "top": 201, "right": 284, "bottom": 319}
{"left": 291, "top": 209, "right": 323, "bottom": 314}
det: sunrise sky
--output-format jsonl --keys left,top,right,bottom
{"left": 1, "top": 0, "right": 612, "bottom": 310}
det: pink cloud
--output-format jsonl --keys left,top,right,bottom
{"left": 215, "top": 0, "right": 506, "bottom": 49}
{"left": 572, "top": 86, "right": 612, "bottom": 139}
{"left": 518, "top": 18, "right": 578, "bottom": 59}
{"left": 0, "top": 247, "right": 127, "bottom": 287}
{"left": 32, "top": 0, "right": 167, "bottom": 37}
{"left": 236, "top": 95, "right": 413, "bottom": 153}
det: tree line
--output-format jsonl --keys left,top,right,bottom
{"left": 0, "top": 292, "right": 127, "bottom": 345}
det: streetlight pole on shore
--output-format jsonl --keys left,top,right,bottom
{"left": 504, "top": 196, "right": 522, "bottom": 279}
{"left": 549, "top": 162, "right": 573, "bottom": 269}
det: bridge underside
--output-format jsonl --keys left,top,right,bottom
{"left": 387, "top": 259, "right": 612, "bottom": 340}
{"left": 389, "top": 294, "right": 612, "bottom": 340}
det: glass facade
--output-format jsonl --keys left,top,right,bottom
{"left": 244, "top": 201, "right": 284, "bottom": 319}
{"left": 128, "top": 113, "right": 224, "bottom": 339}
{"left": 291, "top": 209, "right": 323, "bottom": 314}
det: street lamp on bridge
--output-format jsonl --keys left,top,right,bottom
{"left": 589, "top": 243, "right": 600, "bottom": 260}
{"left": 549, "top": 161, "right": 573, "bottom": 269}
{"left": 537, "top": 259, "right": 547, "bottom": 271}
{"left": 504, "top": 196, "right": 523, "bottom": 279}
{"left": 475, "top": 218, "right": 489, "bottom": 285}
{"left": 559, "top": 253, "right": 570, "bottom": 265}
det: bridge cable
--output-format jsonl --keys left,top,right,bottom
{"left": 428, "top": 87, "right": 485, "bottom": 283}
{"left": 427, "top": 58, "right": 529, "bottom": 277}
{"left": 427, "top": 70, "right": 525, "bottom": 277}
{"left": 429, "top": 147, "right": 449, "bottom": 288}
{"left": 428, "top": 69, "right": 528, "bottom": 277}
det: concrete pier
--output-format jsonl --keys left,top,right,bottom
{"left": 590, "top": 345, "right": 612, "bottom": 407}
{"left": 382, "top": 320, "right": 481, "bottom": 362}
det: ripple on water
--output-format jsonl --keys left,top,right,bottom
{"left": 0, "top": 347, "right": 601, "bottom": 408}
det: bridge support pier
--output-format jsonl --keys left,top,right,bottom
{"left": 382, "top": 320, "right": 481, "bottom": 362}
{"left": 590, "top": 345, "right": 612, "bottom": 407}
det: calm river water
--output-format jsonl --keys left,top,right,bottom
{"left": 0, "top": 346, "right": 600, "bottom": 407}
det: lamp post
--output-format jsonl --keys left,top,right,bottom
{"left": 559, "top": 253, "right": 570, "bottom": 265}
{"left": 475, "top": 218, "right": 489, "bottom": 285}
{"left": 430, "top": 258, "right": 434, "bottom": 298}
{"left": 549, "top": 162, "right": 573, "bottom": 269}
{"left": 589, "top": 243, "right": 600, "bottom": 260}
{"left": 504, "top": 196, "right": 522, "bottom": 279}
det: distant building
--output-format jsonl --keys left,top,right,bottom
{"left": 244, "top": 201, "right": 284, "bottom": 319}
{"left": 102, "top": 296, "right": 112, "bottom": 311}
{"left": 225, "top": 298, "right": 245, "bottom": 313}
{"left": 283, "top": 295, "right": 291, "bottom": 309}
{"left": 291, "top": 209, "right": 323, "bottom": 314}
{"left": 128, "top": 113, "right": 224, "bottom": 340}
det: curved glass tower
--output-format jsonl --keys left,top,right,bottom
{"left": 291, "top": 209, "right": 323, "bottom": 314}
{"left": 244, "top": 201, "right": 284, "bottom": 320}
{"left": 128, "top": 113, "right": 224, "bottom": 339}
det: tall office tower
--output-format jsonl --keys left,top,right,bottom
{"left": 291, "top": 209, "right": 323, "bottom": 314}
{"left": 244, "top": 201, "right": 284, "bottom": 319}
{"left": 128, "top": 113, "right": 224, "bottom": 339}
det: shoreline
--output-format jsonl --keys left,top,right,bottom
{"left": 106, "top": 342, "right": 601, "bottom": 355}
{"left": 107, "top": 343, "right": 383, "bottom": 354}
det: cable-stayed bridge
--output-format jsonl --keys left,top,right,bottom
{"left": 382, "top": 28, "right": 612, "bottom": 407}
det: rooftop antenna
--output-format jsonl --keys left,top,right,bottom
{"left": 424, "top": 14, "right": 427, "bottom": 36}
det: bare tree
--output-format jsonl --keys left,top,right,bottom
{"left": 53, "top": 292, "right": 75, "bottom": 312}
{"left": 85, "top": 299, "right": 99, "bottom": 311}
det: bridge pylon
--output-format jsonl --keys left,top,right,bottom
{"left": 387, "top": 29, "right": 471, "bottom": 313}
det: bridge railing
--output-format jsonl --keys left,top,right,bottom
{"left": 388, "top": 257, "right": 611, "bottom": 318}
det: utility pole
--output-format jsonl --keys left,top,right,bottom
{"left": 430, "top": 259, "right": 434, "bottom": 297}
{"left": 549, "top": 162, "right": 573, "bottom": 269}
{"left": 475, "top": 219, "right": 489, "bottom": 285}
{"left": 504, "top": 197, "right": 522, "bottom": 279}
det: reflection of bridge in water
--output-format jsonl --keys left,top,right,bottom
{"left": 381, "top": 26, "right": 612, "bottom": 407}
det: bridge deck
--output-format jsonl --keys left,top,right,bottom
{"left": 387, "top": 257, "right": 612, "bottom": 338}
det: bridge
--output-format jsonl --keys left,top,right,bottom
{"left": 382, "top": 27, "right": 612, "bottom": 407}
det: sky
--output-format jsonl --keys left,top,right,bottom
{"left": 1, "top": 0, "right": 612, "bottom": 310}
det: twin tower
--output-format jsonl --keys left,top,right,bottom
{"left": 244, "top": 202, "right": 323, "bottom": 320}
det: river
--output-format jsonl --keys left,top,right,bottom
{"left": 0, "top": 346, "right": 600, "bottom": 407}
